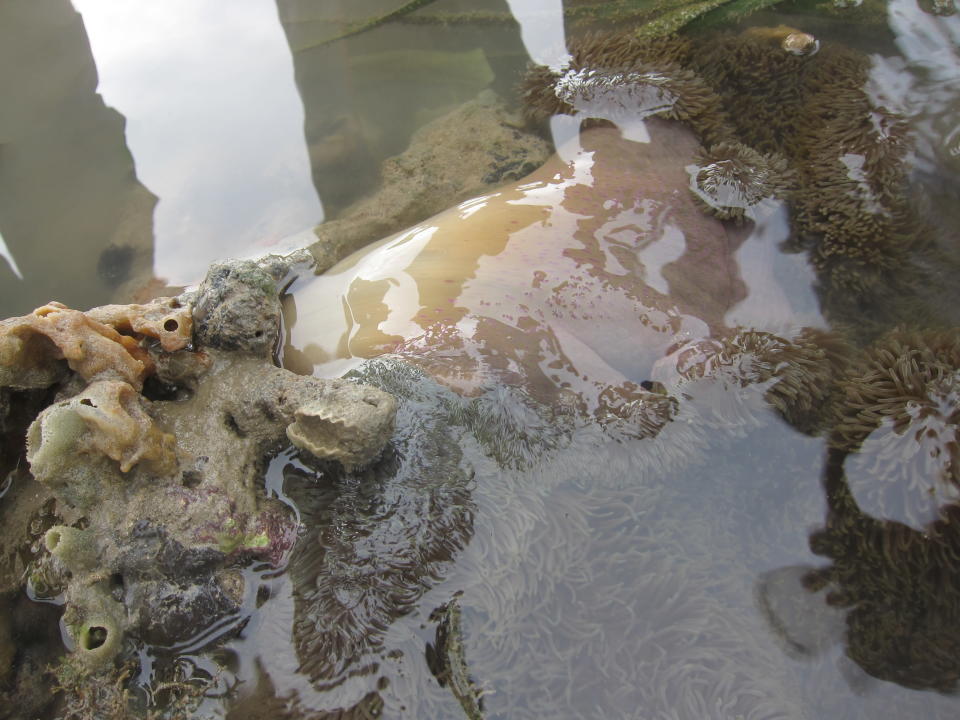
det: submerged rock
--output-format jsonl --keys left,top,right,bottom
{"left": 308, "top": 90, "right": 552, "bottom": 273}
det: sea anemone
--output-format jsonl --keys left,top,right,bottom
{"left": 520, "top": 32, "right": 734, "bottom": 148}
{"left": 798, "top": 458, "right": 960, "bottom": 695}
{"left": 456, "top": 463, "right": 807, "bottom": 719}
{"left": 287, "top": 362, "right": 476, "bottom": 688}
{"left": 829, "top": 327, "right": 960, "bottom": 529}
{"left": 687, "top": 30, "right": 825, "bottom": 156}
{"left": 789, "top": 44, "right": 931, "bottom": 295}
{"left": 659, "top": 328, "right": 853, "bottom": 436}
{"left": 687, "top": 141, "right": 792, "bottom": 222}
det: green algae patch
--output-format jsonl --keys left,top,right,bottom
{"left": 215, "top": 527, "right": 271, "bottom": 556}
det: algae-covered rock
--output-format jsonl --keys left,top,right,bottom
{"left": 1, "top": 253, "right": 399, "bottom": 685}
{"left": 308, "top": 91, "right": 552, "bottom": 273}
{"left": 44, "top": 525, "right": 98, "bottom": 575}
{"left": 192, "top": 260, "right": 282, "bottom": 355}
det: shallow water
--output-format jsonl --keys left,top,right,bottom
{"left": 3, "top": 1, "right": 960, "bottom": 718}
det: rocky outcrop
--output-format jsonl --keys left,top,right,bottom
{"left": 0, "top": 256, "right": 397, "bottom": 676}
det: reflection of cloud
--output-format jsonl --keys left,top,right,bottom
{"left": 505, "top": 0, "right": 570, "bottom": 69}
{"left": 0, "top": 229, "right": 22, "bottom": 279}
{"left": 73, "top": 0, "right": 322, "bottom": 285}
{"left": 878, "top": 0, "right": 960, "bottom": 173}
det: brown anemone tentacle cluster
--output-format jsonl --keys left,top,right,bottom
{"left": 687, "top": 29, "right": 827, "bottom": 157}
{"left": 520, "top": 32, "right": 735, "bottom": 148}
{"left": 664, "top": 327, "right": 854, "bottom": 437}
{"left": 689, "top": 141, "right": 793, "bottom": 222}
{"left": 829, "top": 327, "right": 960, "bottom": 528}
{"left": 788, "top": 43, "right": 933, "bottom": 297}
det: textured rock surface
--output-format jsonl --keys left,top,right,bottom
{"left": 0, "top": 302, "right": 151, "bottom": 389}
{"left": 192, "top": 260, "right": 282, "bottom": 354}
{"left": 86, "top": 297, "right": 193, "bottom": 352}
{"left": 287, "top": 390, "right": 397, "bottom": 470}
{"left": 0, "top": 254, "right": 398, "bottom": 677}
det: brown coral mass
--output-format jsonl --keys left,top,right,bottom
{"left": 285, "top": 121, "right": 750, "bottom": 413}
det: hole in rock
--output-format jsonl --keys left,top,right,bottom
{"left": 109, "top": 573, "right": 125, "bottom": 601}
{"left": 142, "top": 376, "right": 191, "bottom": 402}
{"left": 83, "top": 625, "right": 108, "bottom": 650}
{"left": 256, "top": 585, "right": 270, "bottom": 608}
{"left": 163, "top": 318, "right": 179, "bottom": 332}
{"left": 79, "top": 398, "right": 95, "bottom": 407}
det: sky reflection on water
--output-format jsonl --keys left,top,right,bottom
{"left": 72, "top": 0, "right": 322, "bottom": 284}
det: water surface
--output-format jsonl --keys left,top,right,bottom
{"left": 2, "top": 1, "right": 960, "bottom": 719}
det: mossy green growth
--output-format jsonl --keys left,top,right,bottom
{"left": 237, "top": 265, "right": 276, "bottom": 298}
{"left": 215, "top": 527, "right": 270, "bottom": 555}
{"left": 635, "top": 0, "right": 738, "bottom": 38}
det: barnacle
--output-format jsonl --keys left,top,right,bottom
{"left": 286, "top": 390, "right": 398, "bottom": 471}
